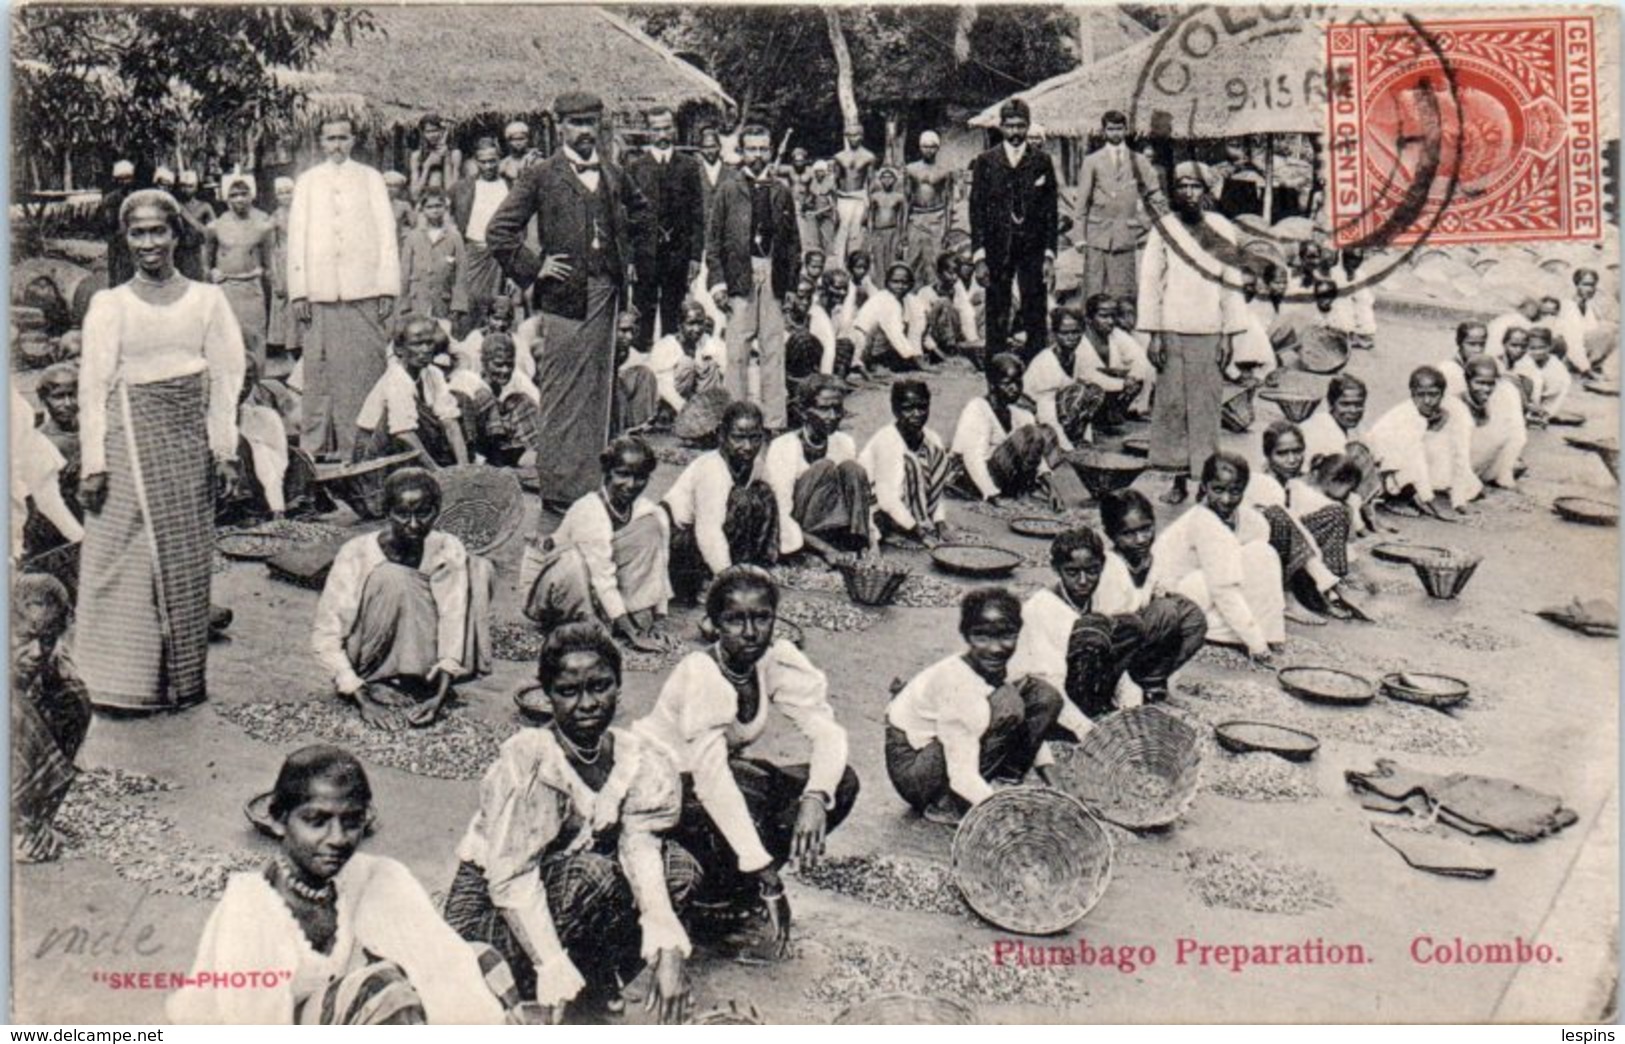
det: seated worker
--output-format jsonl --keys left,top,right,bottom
{"left": 783, "top": 279, "right": 826, "bottom": 388}
{"left": 1459, "top": 355, "right": 1527, "bottom": 492}
{"left": 1511, "top": 327, "right": 1558, "bottom": 423}
{"left": 20, "top": 364, "right": 83, "bottom": 558}
{"left": 1438, "top": 321, "right": 1489, "bottom": 397}
{"left": 1529, "top": 327, "right": 1573, "bottom": 415}
{"left": 1024, "top": 306, "right": 1107, "bottom": 452}
{"left": 1328, "top": 247, "right": 1377, "bottom": 351}
{"left": 909, "top": 252, "right": 963, "bottom": 362}
{"left": 662, "top": 402, "right": 780, "bottom": 604}
{"left": 454, "top": 295, "right": 517, "bottom": 375}
{"left": 168, "top": 746, "right": 513, "bottom": 1025}
{"left": 952, "top": 250, "right": 987, "bottom": 354}
{"left": 11, "top": 575, "right": 91, "bottom": 864}
{"left": 1367, "top": 366, "right": 1480, "bottom": 520}
{"left": 10, "top": 386, "right": 82, "bottom": 564}
{"left": 1486, "top": 297, "right": 1543, "bottom": 365}
{"left": 1151, "top": 452, "right": 1284, "bottom": 665}
{"left": 636, "top": 567, "right": 859, "bottom": 949}
{"left": 620, "top": 300, "right": 726, "bottom": 424}
{"left": 1554, "top": 267, "right": 1609, "bottom": 376}
{"left": 229, "top": 354, "right": 294, "bottom": 522}
{"left": 885, "top": 587, "right": 1064, "bottom": 825}
{"left": 312, "top": 469, "right": 493, "bottom": 732}
{"left": 1290, "top": 452, "right": 1367, "bottom": 579}
{"left": 815, "top": 269, "right": 856, "bottom": 377}
{"left": 953, "top": 353, "right": 1062, "bottom": 503}
{"left": 1232, "top": 267, "right": 1283, "bottom": 384}
{"left": 1080, "top": 294, "right": 1150, "bottom": 429}
{"left": 860, "top": 378, "right": 955, "bottom": 548}
{"left": 354, "top": 317, "right": 470, "bottom": 469}
{"left": 852, "top": 264, "right": 925, "bottom": 373}
{"left": 520, "top": 435, "right": 672, "bottom": 652}
{"left": 612, "top": 308, "right": 663, "bottom": 434}
{"left": 445, "top": 624, "right": 697, "bottom": 1024}
{"left": 1243, "top": 420, "right": 1365, "bottom": 621}
{"left": 1010, "top": 525, "right": 1207, "bottom": 726}
{"left": 1271, "top": 278, "right": 1342, "bottom": 372}
{"left": 449, "top": 333, "right": 539, "bottom": 467}
{"left": 762, "top": 376, "right": 874, "bottom": 564}
{"left": 1299, "top": 374, "right": 1383, "bottom": 533}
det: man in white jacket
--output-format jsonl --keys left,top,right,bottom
{"left": 1137, "top": 162, "right": 1248, "bottom": 504}
{"left": 288, "top": 116, "right": 400, "bottom": 459}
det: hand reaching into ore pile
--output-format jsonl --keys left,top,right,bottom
{"left": 756, "top": 866, "right": 793, "bottom": 958}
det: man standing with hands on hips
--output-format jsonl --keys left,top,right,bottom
{"left": 707, "top": 124, "right": 801, "bottom": 432}
{"left": 969, "top": 99, "right": 1058, "bottom": 365}
{"left": 287, "top": 116, "right": 399, "bottom": 461}
{"left": 486, "top": 92, "right": 642, "bottom": 517}
{"left": 627, "top": 107, "right": 705, "bottom": 346}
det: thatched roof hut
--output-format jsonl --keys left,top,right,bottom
{"left": 276, "top": 5, "right": 733, "bottom": 138}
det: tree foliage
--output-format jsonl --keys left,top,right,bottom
{"left": 12, "top": 6, "right": 376, "bottom": 185}
{"left": 630, "top": 5, "right": 1079, "bottom": 145}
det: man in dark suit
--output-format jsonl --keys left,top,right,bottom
{"left": 1076, "top": 110, "right": 1162, "bottom": 301}
{"left": 485, "top": 92, "right": 644, "bottom": 514}
{"left": 626, "top": 107, "right": 705, "bottom": 346}
{"left": 969, "top": 99, "right": 1058, "bottom": 364}
{"left": 448, "top": 136, "right": 510, "bottom": 333}
{"left": 706, "top": 123, "right": 800, "bottom": 430}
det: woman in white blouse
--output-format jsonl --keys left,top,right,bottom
{"left": 1022, "top": 306, "right": 1106, "bottom": 452}
{"left": 635, "top": 567, "right": 858, "bottom": 953}
{"left": 312, "top": 468, "right": 493, "bottom": 732}
{"left": 520, "top": 435, "right": 672, "bottom": 652}
{"left": 762, "top": 376, "right": 874, "bottom": 562}
{"left": 445, "top": 624, "right": 697, "bottom": 1024}
{"left": 951, "top": 352, "right": 1061, "bottom": 502}
{"left": 168, "top": 746, "right": 512, "bottom": 1024}
{"left": 76, "top": 189, "right": 246, "bottom": 711}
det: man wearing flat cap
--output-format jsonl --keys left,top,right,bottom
{"left": 904, "top": 128, "right": 957, "bottom": 287}
{"left": 486, "top": 91, "right": 645, "bottom": 515}
{"left": 1138, "top": 160, "right": 1248, "bottom": 504}
{"left": 969, "top": 98, "right": 1058, "bottom": 363}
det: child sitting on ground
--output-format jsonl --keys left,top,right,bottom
{"left": 354, "top": 317, "right": 470, "bottom": 469}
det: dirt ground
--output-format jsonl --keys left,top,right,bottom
{"left": 11, "top": 295, "right": 1619, "bottom": 1025}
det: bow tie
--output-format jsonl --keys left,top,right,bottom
{"left": 571, "top": 160, "right": 600, "bottom": 174}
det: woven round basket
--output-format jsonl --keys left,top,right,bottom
{"left": 436, "top": 464, "right": 524, "bottom": 554}
{"left": 1214, "top": 721, "right": 1320, "bottom": 762}
{"left": 837, "top": 560, "right": 909, "bottom": 606}
{"left": 1553, "top": 495, "right": 1618, "bottom": 527}
{"left": 1380, "top": 672, "right": 1470, "bottom": 711}
{"left": 1278, "top": 665, "right": 1375, "bottom": 705}
{"left": 315, "top": 450, "right": 421, "bottom": 519}
{"left": 1258, "top": 388, "right": 1321, "bottom": 423}
{"left": 1051, "top": 706, "right": 1203, "bottom": 829}
{"left": 691, "top": 1001, "right": 767, "bottom": 1025}
{"left": 1408, "top": 550, "right": 1481, "bottom": 600}
{"left": 951, "top": 787, "right": 1113, "bottom": 934}
{"left": 1369, "top": 541, "right": 1451, "bottom": 566}
{"left": 1009, "top": 515, "right": 1075, "bottom": 539}
{"left": 1067, "top": 448, "right": 1148, "bottom": 498}
{"left": 673, "top": 387, "right": 731, "bottom": 443}
{"left": 834, "top": 994, "right": 977, "bottom": 1025}
{"left": 1298, "top": 326, "right": 1350, "bottom": 374}
{"left": 512, "top": 682, "right": 552, "bottom": 724}
{"left": 930, "top": 543, "right": 1023, "bottom": 578}
{"left": 1220, "top": 385, "right": 1256, "bottom": 433}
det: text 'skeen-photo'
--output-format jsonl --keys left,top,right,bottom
{"left": 7, "top": 1, "right": 1620, "bottom": 1027}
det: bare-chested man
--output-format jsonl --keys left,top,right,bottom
{"left": 780, "top": 146, "right": 819, "bottom": 259}
{"left": 905, "top": 129, "right": 957, "bottom": 286}
{"left": 831, "top": 122, "right": 877, "bottom": 268}
{"left": 867, "top": 167, "right": 908, "bottom": 278}
{"left": 207, "top": 172, "right": 276, "bottom": 366}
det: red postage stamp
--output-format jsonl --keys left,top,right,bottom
{"left": 1326, "top": 15, "right": 1602, "bottom": 247}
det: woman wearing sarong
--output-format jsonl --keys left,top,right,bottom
{"left": 168, "top": 746, "right": 514, "bottom": 1024}
{"left": 1012, "top": 524, "right": 1206, "bottom": 726}
{"left": 951, "top": 353, "right": 1062, "bottom": 502}
{"left": 887, "top": 588, "right": 1063, "bottom": 825}
{"left": 1139, "top": 163, "right": 1249, "bottom": 504}
{"left": 1367, "top": 366, "right": 1480, "bottom": 520}
{"left": 763, "top": 376, "right": 875, "bottom": 563}
{"left": 1291, "top": 453, "right": 1365, "bottom": 579}
{"left": 661, "top": 402, "right": 780, "bottom": 604}
{"left": 354, "top": 317, "right": 469, "bottom": 469}
{"left": 1150, "top": 453, "right": 1283, "bottom": 663}
{"left": 11, "top": 576, "right": 90, "bottom": 863}
{"left": 1300, "top": 374, "right": 1383, "bottom": 530}
{"left": 1459, "top": 355, "right": 1528, "bottom": 491}
{"left": 312, "top": 469, "right": 493, "bottom": 732}
{"left": 446, "top": 624, "right": 698, "bottom": 1024}
{"left": 636, "top": 567, "right": 858, "bottom": 948}
{"left": 77, "top": 189, "right": 246, "bottom": 711}
{"left": 1023, "top": 307, "right": 1107, "bottom": 452}
{"left": 448, "top": 334, "right": 540, "bottom": 467}
{"left": 860, "top": 378, "right": 955, "bottom": 547}
{"left": 520, "top": 436, "right": 673, "bottom": 653}
{"left": 1243, "top": 421, "right": 1364, "bottom": 621}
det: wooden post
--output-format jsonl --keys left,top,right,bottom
{"left": 1263, "top": 136, "right": 1275, "bottom": 225}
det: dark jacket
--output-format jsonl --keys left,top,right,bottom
{"left": 704, "top": 168, "right": 800, "bottom": 302}
{"left": 969, "top": 144, "right": 1059, "bottom": 271}
{"left": 484, "top": 152, "right": 643, "bottom": 320}
{"left": 624, "top": 150, "right": 705, "bottom": 275}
